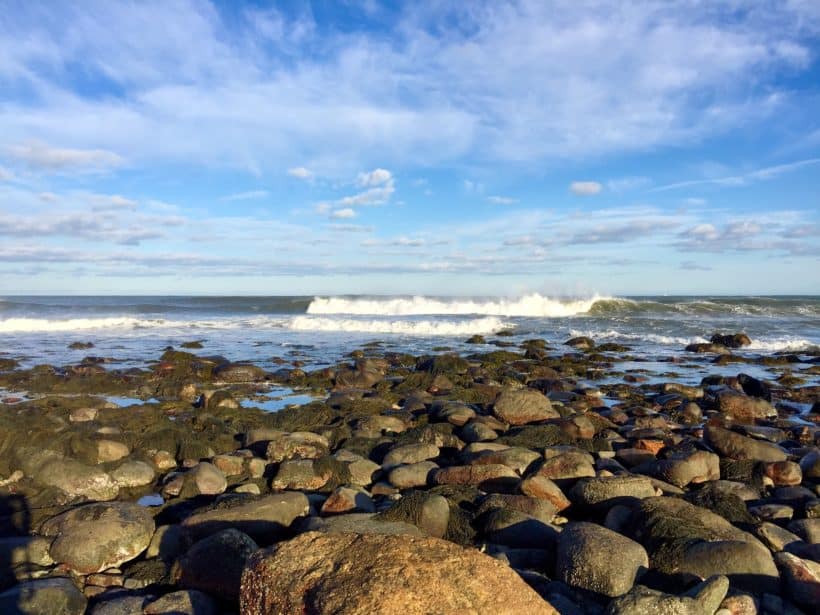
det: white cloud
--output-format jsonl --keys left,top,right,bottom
{"left": 0, "top": 2, "right": 815, "bottom": 172}
{"left": 221, "top": 190, "right": 269, "bottom": 201}
{"left": 4, "top": 141, "right": 124, "bottom": 172}
{"left": 569, "top": 181, "right": 603, "bottom": 196}
{"left": 0, "top": 166, "right": 12, "bottom": 181}
{"left": 487, "top": 195, "right": 517, "bottom": 205}
{"left": 288, "top": 166, "right": 313, "bottom": 179}
{"left": 88, "top": 193, "right": 138, "bottom": 211}
{"left": 357, "top": 168, "right": 392, "bottom": 187}
{"left": 330, "top": 207, "right": 356, "bottom": 219}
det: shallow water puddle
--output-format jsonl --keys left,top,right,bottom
{"left": 241, "top": 386, "right": 323, "bottom": 412}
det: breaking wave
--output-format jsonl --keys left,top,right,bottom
{"left": 286, "top": 316, "right": 510, "bottom": 335}
{"left": 307, "top": 293, "right": 610, "bottom": 317}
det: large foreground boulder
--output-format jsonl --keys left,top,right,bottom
{"left": 40, "top": 502, "right": 155, "bottom": 574}
{"left": 240, "top": 531, "right": 558, "bottom": 614}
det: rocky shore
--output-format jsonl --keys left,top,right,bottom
{"left": 0, "top": 333, "right": 818, "bottom": 614}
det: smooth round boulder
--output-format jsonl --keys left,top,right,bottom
{"left": 41, "top": 502, "right": 155, "bottom": 574}
{"left": 493, "top": 388, "right": 559, "bottom": 426}
{"left": 111, "top": 460, "right": 156, "bottom": 488}
{"left": 556, "top": 522, "right": 649, "bottom": 597}
{"left": 172, "top": 529, "right": 258, "bottom": 600}
{"left": 240, "top": 531, "right": 558, "bottom": 614}
{"left": 0, "top": 578, "right": 87, "bottom": 615}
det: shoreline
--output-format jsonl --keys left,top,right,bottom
{"left": 0, "top": 332, "right": 818, "bottom": 613}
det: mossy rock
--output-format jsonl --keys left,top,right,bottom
{"left": 312, "top": 456, "right": 352, "bottom": 493}
{"left": 0, "top": 358, "right": 19, "bottom": 371}
{"left": 684, "top": 485, "right": 756, "bottom": 526}
{"left": 719, "top": 459, "right": 765, "bottom": 490}
{"left": 265, "top": 402, "right": 336, "bottom": 432}
{"left": 416, "top": 354, "right": 470, "bottom": 376}
{"left": 376, "top": 490, "right": 476, "bottom": 546}
{"left": 496, "top": 425, "right": 575, "bottom": 449}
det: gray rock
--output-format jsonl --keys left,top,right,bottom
{"left": 787, "top": 518, "right": 820, "bottom": 544}
{"left": 557, "top": 522, "right": 648, "bottom": 597}
{"left": 172, "top": 529, "right": 258, "bottom": 600}
{"left": 111, "top": 460, "right": 156, "bottom": 488}
{"left": 41, "top": 502, "right": 155, "bottom": 574}
{"left": 388, "top": 461, "right": 437, "bottom": 489}
{"left": 678, "top": 540, "right": 779, "bottom": 594}
{"left": 493, "top": 388, "right": 559, "bottom": 425}
{"left": 181, "top": 491, "right": 309, "bottom": 543}
{"left": 704, "top": 424, "right": 787, "bottom": 462}
{"left": 0, "top": 578, "right": 87, "bottom": 615}
{"left": 144, "top": 589, "right": 219, "bottom": 615}
{"left": 654, "top": 451, "right": 719, "bottom": 488}
{"left": 606, "top": 575, "right": 729, "bottom": 615}
{"left": 570, "top": 475, "right": 656, "bottom": 508}
{"left": 295, "top": 512, "right": 425, "bottom": 536}
{"left": 382, "top": 443, "right": 440, "bottom": 470}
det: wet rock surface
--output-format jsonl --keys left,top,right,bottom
{"left": 0, "top": 339, "right": 817, "bottom": 613}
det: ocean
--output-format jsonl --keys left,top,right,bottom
{"left": 1, "top": 295, "right": 818, "bottom": 383}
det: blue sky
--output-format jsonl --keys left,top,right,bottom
{"left": 0, "top": 0, "right": 818, "bottom": 296}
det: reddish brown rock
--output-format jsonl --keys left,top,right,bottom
{"left": 240, "top": 532, "right": 558, "bottom": 615}
{"left": 433, "top": 464, "right": 519, "bottom": 492}
{"left": 492, "top": 388, "right": 559, "bottom": 426}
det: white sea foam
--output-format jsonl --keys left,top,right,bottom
{"left": 307, "top": 293, "right": 609, "bottom": 317}
{"left": 286, "top": 315, "right": 510, "bottom": 335}
{"left": 0, "top": 317, "right": 167, "bottom": 333}
{"left": 746, "top": 338, "right": 817, "bottom": 352}
{"left": 568, "top": 329, "right": 708, "bottom": 346}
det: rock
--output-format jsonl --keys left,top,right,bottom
{"left": 213, "top": 362, "right": 266, "bottom": 382}
{"left": 181, "top": 492, "right": 309, "bottom": 543}
{"left": 95, "top": 439, "right": 130, "bottom": 463}
{"left": 559, "top": 415, "right": 596, "bottom": 439}
{"left": 69, "top": 407, "right": 98, "bottom": 422}
{"left": 0, "top": 578, "right": 87, "bottom": 615}
{"left": 624, "top": 497, "right": 766, "bottom": 576}
{"left": 147, "top": 524, "right": 184, "bottom": 562}
{"left": 799, "top": 449, "right": 820, "bottom": 479}
{"left": 296, "top": 513, "right": 425, "bottom": 537}
{"left": 537, "top": 452, "right": 596, "bottom": 481}
{"left": 685, "top": 342, "right": 730, "bottom": 354}
{"left": 787, "top": 518, "right": 820, "bottom": 543}
{"left": 388, "top": 461, "right": 438, "bottom": 489}
{"left": 570, "top": 475, "right": 656, "bottom": 508}
{"left": 565, "top": 336, "right": 594, "bottom": 350}
{"left": 382, "top": 443, "right": 440, "bottom": 470}
{"left": 606, "top": 575, "right": 729, "bottom": 615}
{"left": 461, "top": 421, "right": 499, "bottom": 442}
{"left": 762, "top": 460, "right": 802, "bottom": 486}
{"left": 471, "top": 447, "right": 541, "bottom": 475}
{"left": 186, "top": 462, "right": 227, "bottom": 495}
{"left": 144, "top": 590, "right": 219, "bottom": 615}
{"left": 520, "top": 475, "right": 571, "bottom": 511}
{"left": 714, "top": 391, "right": 776, "bottom": 423}
{"left": 90, "top": 593, "right": 154, "bottom": 615}
{"left": 212, "top": 453, "right": 246, "bottom": 476}
{"left": 493, "top": 388, "right": 559, "bottom": 425}
{"left": 172, "top": 529, "right": 258, "bottom": 600}
{"left": 437, "top": 402, "right": 476, "bottom": 426}
{"left": 321, "top": 486, "right": 375, "bottom": 515}
{"left": 345, "top": 456, "right": 381, "bottom": 487}
{"left": 433, "top": 464, "right": 519, "bottom": 492}
{"left": 240, "top": 531, "right": 558, "bottom": 614}
{"left": 265, "top": 432, "right": 329, "bottom": 463}
{"left": 556, "top": 522, "right": 649, "bottom": 597}
{"left": 678, "top": 540, "right": 779, "bottom": 593}
{"left": 704, "top": 424, "right": 787, "bottom": 462}
{"left": 710, "top": 333, "right": 752, "bottom": 348}
{"left": 270, "top": 459, "right": 330, "bottom": 491}
{"left": 376, "top": 492, "right": 451, "bottom": 538}
{"left": 0, "top": 536, "right": 54, "bottom": 567}
{"left": 32, "top": 456, "right": 119, "bottom": 501}
{"left": 41, "top": 502, "right": 155, "bottom": 574}
{"left": 654, "top": 450, "right": 720, "bottom": 488}
{"left": 775, "top": 552, "right": 820, "bottom": 609}
{"left": 483, "top": 507, "right": 559, "bottom": 549}
{"left": 662, "top": 383, "right": 704, "bottom": 399}
{"left": 754, "top": 522, "right": 801, "bottom": 551}
{"left": 111, "top": 460, "right": 155, "bottom": 487}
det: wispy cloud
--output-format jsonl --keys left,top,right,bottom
{"left": 221, "top": 190, "right": 270, "bottom": 201}
{"left": 487, "top": 195, "right": 517, "bottom": 205}
{"left": 652, "top": 158, "right": 820, "bottom": 191}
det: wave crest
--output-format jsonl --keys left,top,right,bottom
{"left": 287, "top": 316, "right": 509, "bottom": 335}
{"left": 307, "top": 293, "right": 609, "bottom": 317}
